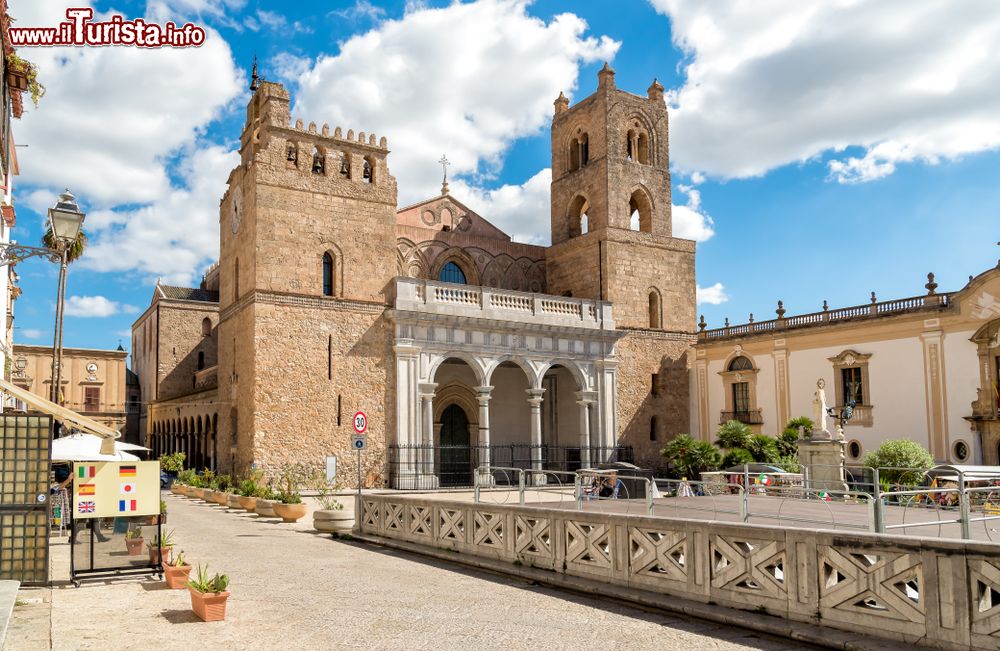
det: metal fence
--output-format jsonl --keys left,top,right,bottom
{"left": 386, "top": 444, "right": 634, "bottom": 490}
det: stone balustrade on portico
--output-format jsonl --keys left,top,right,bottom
{"left": 393, "top": 277, "right": 615, "bottom": 330}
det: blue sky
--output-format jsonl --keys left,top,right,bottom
{"left": 8, "top": 0, "right": 999, "bottom": 359}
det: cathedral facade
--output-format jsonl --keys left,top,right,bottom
{"left": 133, "top": 65, "right": 697, "bottom": 485}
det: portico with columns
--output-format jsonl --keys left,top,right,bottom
{"left": 388, "top": 277, "right": 624, "bottom": 488}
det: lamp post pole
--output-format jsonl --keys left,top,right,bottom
{"left": 50, "top": 244, "right": 69, "bottom": 407}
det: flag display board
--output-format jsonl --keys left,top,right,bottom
{"left": 71, "top": 461, "right": 159, "bottom": 518}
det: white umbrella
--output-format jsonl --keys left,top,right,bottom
{"left": 51, "top": 433, "right": 142, "bottom": 462}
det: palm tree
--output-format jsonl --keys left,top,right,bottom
{"left": 661, "top": 434, "right": 722, "bottom": 479}
{"left": 42, "top": 226, "right": 88, "bottom": 262}
{"left": 714, "top": 420, "right": 753, "bottom": 451}
{"left": 744, "top": 434, "right": 779, "bottom": 463}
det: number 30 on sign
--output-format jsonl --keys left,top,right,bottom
{"left": 353, "top": 411, "right": 367, "bottom": 434}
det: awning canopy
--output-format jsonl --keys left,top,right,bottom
{"left": 0, "top": 378, "right": 121, "bottom": 454}
{"left": 52, "top": 433, "right": 141, "bottom": 462}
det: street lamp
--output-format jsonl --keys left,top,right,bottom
{"left": 46, "top": 190, "right": 86, "bottom": 413}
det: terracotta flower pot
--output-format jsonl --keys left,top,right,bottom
{"left": 254, "top": 499, "right": 277, "bottom": 517}
{"left": 227, "top": 494, "right": 242, "bottom": 509}
{"left": 125, "top": 537, "right": 145, "bottom": 556}
{"left": 164, "top": 564, "right": 192, "bottom": 589}
{"left": 272, "top": 502, "right": 307, "bottom": 523}
{"left": 313, "top": 509, "right": 354, "bottom": 533}
{"left": 193, "top": 488, "right": 206, "bottom": 500}
{"left": 148, "top": 544, "right": 172, "bottom": 565}
{"left": 171, "top": 484, "right": 184, "bottom": 495}
{"left": 189, "top": 587, "right": 231, "bottom": 622}
{"left": 237, "top": 496, "right": 257, "bottom": 512}
{"left": 213, "top": 492, "right": 230, "bottom": 506}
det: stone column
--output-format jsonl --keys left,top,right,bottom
{"left": 799, "top": 435, "right": 848, "bottom": 493}
{"left": 418, "top": 382, "right": 437, "bottom": 485}
{"left": 595, "top": 360, "right": 618, "bottom": 456}
{"left": 476, "top": 386, "right": 493, "bottom": 478}
{"left": 393, "top": 344, "right": 421, "bottom": 488}
{"left": 526, "top": 388, "right": 545, "bottom": 480}
{"left": 575, "top": 391, "right": 594, "bottom": 469}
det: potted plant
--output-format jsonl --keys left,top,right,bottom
{"left": 164, "top": 550, "right": 193, "bottom": 589}
{"left": 272, "top": 464, "right": 308, "bottom": 523}
{"left": 124, "top": 526, "right": 144, "bottom": 555}
{"left": 212, "top": 474, "right": 233, "bottom": 505}
{"left": 5, "top": 53, "right": 46, "bottom": 106}
{"left": 147, "top": 529, "right": 174, "bottom": 564}
{"left": 235, "top": 472, "right": 265, "bottom": 511}
{"left": 254, "top": 486, "right": 279, "bottom": 518}
{"left": 160, "top": 452, "right": 186, "bottom": 485}
{"left": 195, "top": 470, "right": 214, "bottom": 500}
{"left": 187, "top": 564, "right": 231, "bottom": 622}
{"left": 311, "top": 474, "right": 353, "bottom": 533}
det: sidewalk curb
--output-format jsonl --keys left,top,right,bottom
{"left": 351, "top": 533, "right": 917, "bottom": 651}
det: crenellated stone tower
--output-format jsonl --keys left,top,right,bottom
{"left": 215, "top": 80, "right": 397, "bottom": 475}
{"left": 546, "top": 64, "right": 697, "bottom": 466}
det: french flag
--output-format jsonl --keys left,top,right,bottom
{"left": 118, "top": 500, "right": 137, "bottom": 512}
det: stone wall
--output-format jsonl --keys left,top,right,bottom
{"left": 359, "top": 493, "right": 999, "bottom": 651}
{"left": 247, "top": 297, "right": 392, "bottom": 485}
{"left": 614, "top": 332, "right": 693, "bottom": 469}
{"left": 155, "top": 302, "right": 219, "bottom": 401}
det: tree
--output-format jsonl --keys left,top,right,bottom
{"left": 715, "top": 420, "right": 753, "bottom": 450}
{"left": 721, "top": 448, "right": 753, "bottom": 469}
{"left": 660, "top": 434, "right": 722, "bottom": 479}
{"left": 861, "top": 439, "right": 934, "bottom": 485}
{"left": 744, "top": 434, "right": 779, "bottom": 463}
{"left": 42, "top": 227, "right": 88, "bottom": 262}
{"left": 783, "top": 416, "right": 815, "bottom": 438}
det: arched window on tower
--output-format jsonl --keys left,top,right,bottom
{"left": 322, "top": 252, "right": 335, "bottom": 296}
{"left": 626, "top": 129, "right": 636, "bottom": 161}
{"left": 567, "top": 195, "right": 590, "bottom": 238}
{"left": 286, "top": 141, "right": 298, "bottom": 166}
{"left": 579, "top": 133, "right": 589, "bottom": 166}
{"left": 197, "top": 351, "right": 205, "bottom": 371}
{"left": 637, "top": 132, "right": 650, "bottom": 164}
{"left": 648, "top": 289, "right": 662, "bottom": 329}
{"left": 569, "top": 140, "right": 580, "bottom": 172}
{"left": 629, "top": 189, "right": 653, "bottom": 233}
{"left": 363, "top": 156, "right": 375, "bottom": 184}
{"left": 439, "top": 261, "right": 467, "bottom": 284}
{"left": 201, "top": 317, "right": 211, "bottom": 337}
{"left": 311, "top": 147, "right": 325, "bottom": 175}
{"left": 339, "top": 152, "right": 351, "bottom": 178}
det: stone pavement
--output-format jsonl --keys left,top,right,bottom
{"left": 4, "top": 492, "right": 814, "bottom": 651}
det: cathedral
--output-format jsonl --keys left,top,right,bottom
{"left": 131, "top": 64, "right": 697, "bottom": 486}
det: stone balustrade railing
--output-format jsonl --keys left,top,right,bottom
{"left": 194, "top": 365, "right": 218, "bottom": 390}
{"left": 357, "top": 493, "right": 998, "bottom": 650}
{"left": 394, "top": 277, "right": 615, "bottom": 330}
{"left": 700, "top": 293, "right": 953, "bottom": 341}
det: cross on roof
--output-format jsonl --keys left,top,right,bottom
{"left": 438, "top": 154, "right": 450, "bottom": 195}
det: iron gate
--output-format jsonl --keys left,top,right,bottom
{"left": 0, "top": 414, "right": 52, "bottom": 585}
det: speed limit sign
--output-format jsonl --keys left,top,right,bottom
{"left": 353, "top": 411, "right": 368, "bottom": 434}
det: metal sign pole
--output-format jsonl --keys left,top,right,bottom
{"left": 357, "top": 447, "right": 362, "bottom": 500}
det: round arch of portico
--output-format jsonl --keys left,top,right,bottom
{"left": 537, "top": 359, "right": 591, "bottom": 392}
{"left": 483, "top": 356, "right": 539, "bottom": 389}
{"left": 426, "top": 353, "right": 487, "bottom": 386}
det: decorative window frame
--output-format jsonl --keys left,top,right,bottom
{"left": 847, "top": 439, "right": 863, "bottom": 461}
{"left": 828, "top": 349, "right": 874, "bottom": 427}
{"left": 718, "top": 348, "right": 762, "bottom": 428}
{"left": 952, "top": 439, "right": 971, "bottom": 463}
{"left": 431, "top": 248, "right": 480, "bottom": 286}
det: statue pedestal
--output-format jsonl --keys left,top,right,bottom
{"left": 799, "top": 436, "right": 848, "bottom": 493}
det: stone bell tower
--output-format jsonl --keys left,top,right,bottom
{"left": 546, "top": 63, "right": 695, "bottom": 332}
{"left": 214, "top": 79, "right": 398, "bottom": 476}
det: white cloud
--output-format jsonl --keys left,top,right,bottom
{"left": 10, "top": 0, "right": 242, "bottom": 283}
{"left": 331, "top": 0, "right": 387, "bottom": 23}
{"left": 671, "top": 184, "right": 714, "bottom": 242}
{"left": 651, "top": 0, "right": 1000, "bottom": 182}
{"left": 81, "top": 145, "right": 239, "bottom": 285}
{"left": 14, "top": 0, "right": 242, "bottom": 207}
{"left": 19, "top": 328, "right": 44, "bottom": 340}
{"left": 64, "top": 295, "right": 137, "bottom": 318}
{"left": 696, "top": 282, "right": 728, "bottom": 305}
{"left": 289, "top": 0, "right": 619, "bottom": 208}
{"left": 450, "top": 169, "right": 552, "bottom": 244}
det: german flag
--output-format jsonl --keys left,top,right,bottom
{"left": 119, "top": 465, "right": 137, "bottom": 477}
{"left": 79, "top": 483, "right": 95, "bottom": 496}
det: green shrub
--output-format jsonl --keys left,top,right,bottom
{"left": 861, "top": 439, "right": 934, "bottom": 485}
{"left": 721, "top": 448, "right": 754, "bottom": 469}
{"left": 774, "top": 455, "right": 801, "bottom": 473}
{"left": 745, "top": 434, "right": 779, "bottom": 463}
{"left": 159, "top": 452, "right": 186, "bottom": 474}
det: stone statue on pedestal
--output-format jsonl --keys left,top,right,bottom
{"left": 811, "top": 379, "right": 831, "bottom": 440}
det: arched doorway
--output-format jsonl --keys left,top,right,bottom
{"left": 439, "top": 404, "right": 472, "bottom": 487}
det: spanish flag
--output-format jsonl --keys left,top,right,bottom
{"left": 119, "top": 465, "right": 137, "bottom": 477}
{"left": 78, "top": 483, "right": 95, "bottom": 496}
